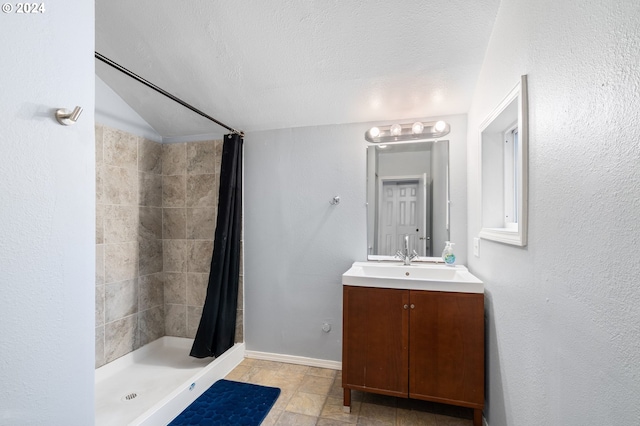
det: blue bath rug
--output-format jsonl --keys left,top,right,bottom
{"left": 169, "top": 379, "right": 281, "bottom": 426}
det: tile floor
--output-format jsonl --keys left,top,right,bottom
{"left": 224, "top": 358, "right": 474, "bottom": 425}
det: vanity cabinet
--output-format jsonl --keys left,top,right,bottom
{"left": 342, "top": 285, "right": 484, "bottom": 426}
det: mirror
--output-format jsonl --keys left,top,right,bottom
{"left": 479, "top": 75, "right": 528, "bottom": 246}
{"left": 367, "top": 140, "right": 450, "bottom": 260}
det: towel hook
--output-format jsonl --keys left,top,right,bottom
{"left": 55, "top": 106, "right": 83, "bottom": 126}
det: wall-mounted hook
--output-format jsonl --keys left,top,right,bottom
{"left": 55, "top": 106, "right": 83, "bottom": 126}
{"left": 330, "top": 195, "right": 340, "bottom": 205}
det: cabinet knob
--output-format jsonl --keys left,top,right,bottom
{"left": 410, "top": 304, "right": 415, "bottom": 309}
{"left": 403, "top": 304, "right": 409, "bottom": 310}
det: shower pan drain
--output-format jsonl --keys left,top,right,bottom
{"left": 121, "top": 392, "right": 138, "bottom": 402}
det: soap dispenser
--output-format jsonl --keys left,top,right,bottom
{"left": 442, "top": 241, "right": 456, "bottom": 266}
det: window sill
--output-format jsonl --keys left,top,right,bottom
{"left": 479, "top": 227, "right": 526, "bottom": 246}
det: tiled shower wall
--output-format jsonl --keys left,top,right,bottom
{"left": 95, "top": 124, "right": 164, "bottom": 367}
{"left": 162, "top": 140, "right": 243, "bottom": 342}
{"left": 96, "top": 125, "right": 243, "bottom": 368}
{"left": 161, "top": 141, "right": 218, "bottom": 338}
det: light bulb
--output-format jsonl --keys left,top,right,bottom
{"left": 434, "top": 121, "right": 446, "bottom": 132}
{"left": 378, "top": 145, "right": 387, "bottom": 149}
{"left": 412, "top": 122, "right": 424, "bottom": 134}
{"left": 368, "top": 127, "right": 380, "bottom": 138}
{"left": 390, "top": 124, "right": 402, "bottom": 136}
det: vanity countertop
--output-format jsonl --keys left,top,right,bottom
{"left": 342, "top": 261, "right": 484, "bottom": 294}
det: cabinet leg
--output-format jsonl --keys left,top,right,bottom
{"left": 473, "top": 408, "right": 482, "bottom": 426}
{"left": 343, "top": 388, "right": 351, "bottom": 413}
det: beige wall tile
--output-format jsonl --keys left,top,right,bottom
{"left": 139, "top": 172, "right": 162, "bottom": 207}
{"left": 139, "top": 207, "right": 162, "bottom": 240}
{"left": 186, "top": 273, "right": 208, "bottom": 306}
{"left": 104, "top": 127, "right": 138, "bottom": 169}
{"left": 187, "top": 240, "right": 213, "bottom": 273}
{"left": 186, "top": 305, "right": 203, "bottom": 338}
{"left": 96, "top": 284, "right": 105, "bottom": 327}
{"left": 139, "top": 236, "right": 163, "bottom": 276}
{"left": 186, "top": 174, "right": 216, "bottom": 207}
{"left": 104, "top": 205, "right": 138, "bottom": 244}
{"left": 139, "top": 305, "right": 164, "bottom": 346}
{"left": 162, "top": 143, "right": 186, "bottom": 176}
{"left": 95, "top": 124, "right": 104, "bottom": 164}
{"left": 163, "top": 208, "right": 186, "bottom": 239}
{"left": 165, "top": 303, "right": 186, "bottom": 337}
{"left": 163, "top": 239, "right": 187, "bottom": 272}
{"left": 214, "top": 140, "right": 223, "bottom": 172}
{"left": 104, "top": 165, "right": 137, "bottom": 205}
{"left": 187, "top": 141, "right": 216, "bottom": 175}
{"left": 104, "top": 314, "right": 138, "bottom": 363}
{"left": 163, "top": 175, "right": 186, "bottom": 207}
{"left": 105, "top": 278, "right": 138, "bottom": 323}
{"left": 214, "top": 171, "right": 221, "bottom": 197}
{"left": 105, "top": 242, "right": 138, "bottom": 283}
{"left": 96, "top": 204, "right": 104, "bottom": 244}
{"left": 235, "top": 309, "right": 243, "bottom": 343}
{"left": 164, "top": 272, "right": 186, "bottom": 304}
{"left": 95, "top": 326, "right": 105, "bottom": 368}
{"left": 96, "top": 165, "right": 105, "bottom": 204}
{"left": 96, "top": 244, "right": 104, "bottom": 286}
{"left": 139, "top": 138, "right": 162, "bottom": 174}
{"left": 95, "top": 132, "right": 245, "bottom": 363}
{"left": 139, "top": 273, "right": 164, "bottom": 311}
{"left": 237, "top": 275, "right": 243, "bottom": 309}
{"left": 187, "top": 207, "right": 216, "bottom": 240}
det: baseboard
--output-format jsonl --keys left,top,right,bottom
{"left": 244, "top": 350, "right": 342, "bottom": 370}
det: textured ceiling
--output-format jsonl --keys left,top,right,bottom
{"left": 96, "top": 0, "right": 501, "bottom": 138}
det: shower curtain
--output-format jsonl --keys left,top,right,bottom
{"left": 190, "top": 133, "right": 243, "bottom": 358}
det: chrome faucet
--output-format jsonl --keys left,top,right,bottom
{"left": 396, "top": 235, "right": 419, "bottom": 265}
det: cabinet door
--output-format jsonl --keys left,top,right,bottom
{"left": 409, "top": 291, "right": 484, "bottom": 406}
{"left": 343, "top": 286, "right": 409, "bottom": 396}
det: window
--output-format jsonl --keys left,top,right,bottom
{"left": 479, "top": 75, "right": 528, "bottom": 246}
{"left": 504, "top": 124, "right": 518, "bottom": 227}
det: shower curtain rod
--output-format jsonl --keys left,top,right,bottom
{"left": 95, "top": 52, "right": 244, "bottom": 136}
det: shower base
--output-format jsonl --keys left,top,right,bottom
{"left": 95, "top": 337, "right": 245, "bottom": 426}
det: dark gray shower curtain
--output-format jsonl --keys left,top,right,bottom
{"left": 190, "top": 133, "right": 243, "bottom": 358}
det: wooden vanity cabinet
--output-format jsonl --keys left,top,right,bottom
{"left": 342, "top": 285, "right": 484, "bottom": 426}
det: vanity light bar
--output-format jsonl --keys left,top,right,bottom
{"left": 365, "top": 121, "right": 450, "bottom": 143}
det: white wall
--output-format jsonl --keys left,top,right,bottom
{"left": 466, "top": 0, "right": 640, "bottom": 425}
{"left": 96, "top": 76, "right": 162, "bottom": 141}
{"left": 244, "top": 114, "right": 467, "bottom": 361}
{"left": 0, "top": 1, "right": 95, "bottom": 424}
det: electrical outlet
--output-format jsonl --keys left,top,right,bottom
{"left": 473, "top": 238, "right": 480, "bottom": 257}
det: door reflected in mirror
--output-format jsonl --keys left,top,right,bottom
{"left": 367, "top": 141, "right": 450, "bottom": 260}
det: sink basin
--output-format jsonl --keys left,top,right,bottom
{"left": 342, "top": 261, "right": 483, "bottom": 293}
